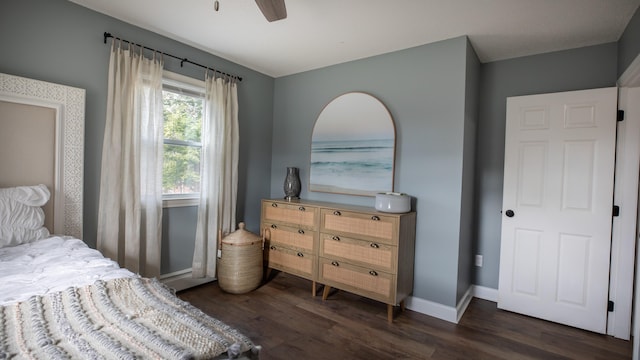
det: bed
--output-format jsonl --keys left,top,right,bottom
{"left": 0, "top": 73, "right": 261, "bottom": 359}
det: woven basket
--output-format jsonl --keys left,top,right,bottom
{"left": 217, "top": 222, "right": 264, "bottom": 294}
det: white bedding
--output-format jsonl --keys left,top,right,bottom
{"left": 0, "top": 236, "right": 135, "bottom": 306}
{"left": 0, "top": 236, "right": 262, "bottom": 359}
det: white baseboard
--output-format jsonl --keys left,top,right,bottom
{"left": 159, "top": 268, "right": 214, "bottom": 292}
{"left": 406, "top": 295, "right": 459, "bottom": 323}
{"left": 456, "top": 286, "right": 474, "bottom": 323}
{"left": 472, "top": 285, "right": 499, "bottom": 302}
{"left": 406, "top": 285, "right": 498, "bottom": 324}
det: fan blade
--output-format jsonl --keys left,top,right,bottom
{"left": 255, "top": 0, "right": 287, "bottom": 22}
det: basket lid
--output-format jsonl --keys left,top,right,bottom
{"left": 222, "top": 222, "right": 261, "bottom": 245}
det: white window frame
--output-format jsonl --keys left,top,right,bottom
{"left": 161, "top": 71, "right": 205, "bottom": 208}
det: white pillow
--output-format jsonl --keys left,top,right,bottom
{"left": 0, "top": 199, "right": 45, "bottom": 228}
{"left": 0, "top": 184, "right": 50, "bottom": 206}
{"left": 0, "top": 227, "right": 50, "bottom": 248}
{"left": 0, "top": 185, "right": 51, "bottom": 248}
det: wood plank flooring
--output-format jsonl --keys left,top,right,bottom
{"left": 178, "top": 272, "right": 632, "bottom": 360}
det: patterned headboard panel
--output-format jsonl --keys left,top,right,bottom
{"left": 0, "top": 73, "right": 85, "bottom": 239}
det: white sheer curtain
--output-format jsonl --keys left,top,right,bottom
{"left": 192, "top": 74, "right": 239, "bottom": 278}
{"left": 97, "top": 41, "right": 164, "bottom": 278}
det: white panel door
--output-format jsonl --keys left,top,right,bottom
{"left": 498, "top": 87, "right": 618, "bottom": 334}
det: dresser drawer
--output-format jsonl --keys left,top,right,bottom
{"left": 320, "top": 209, "right": 398, "bottom": 245}
{"left": 319, "top": 233, "right": 396, "bottom": 273}
{"left": 263, "top": 222, "right": 317, "bottom": 253}
{"left": 262, "top": 200, "right": 318, "bottom": 229}
{"left": 264, "top": 243, "right": 316, "bottom": 280}
{"left": 319, "top": 257, "right": 395, "bottom": 303}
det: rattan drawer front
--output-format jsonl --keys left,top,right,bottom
{"left": 262, "top": 201, "right": 318, "bottom": 229}
{"left": 264, "top": 222, "right": 316, "bottom": 252}
{"left": 321, "top": 209, "right": 398, "bottom": 244}
{"left": 265, "top": 244, "right": 315, "bottom": 280}
{"left": 320, "top": 233, "right": 396, "bottom": 273}
{"left": 319, "top": 258, "right": 394, "bottom": 302}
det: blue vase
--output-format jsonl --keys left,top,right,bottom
{"left": 283, "top": 167, "right": 301, "bottom": 200}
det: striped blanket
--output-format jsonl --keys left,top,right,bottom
{"left": 0, "top": 277, "right": 260, "bottom": 359}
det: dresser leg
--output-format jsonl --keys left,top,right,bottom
{"left": 312, "top": 281, "right": 316, "bottom": 297}
{"left": 387, "top": 304, "right": 394, "bottom": 323}
{"left": 400, "top": 300, "right": 406, "bottom": 312}
{"left": 322, "top": 285, "right": 332, "bottom": 300}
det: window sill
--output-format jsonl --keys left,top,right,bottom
{"left": 163, "top": 197, "right": 199, "bottom": 208}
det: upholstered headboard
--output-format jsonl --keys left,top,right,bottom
{"left": 0, "top": 73, "right": 85, "bottom": 238}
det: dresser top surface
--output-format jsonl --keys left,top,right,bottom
{"left": 262, "top": 198, "right": 415, "bottom": 217}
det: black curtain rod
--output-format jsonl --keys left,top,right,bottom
{"left": 103, "top": 32, "right": 242, "bottom": 82}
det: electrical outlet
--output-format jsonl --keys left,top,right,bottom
{"left": 475, "top": 254, "right": 483, "bottom": 267}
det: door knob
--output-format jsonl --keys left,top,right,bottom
{"left": 505, "top": 210, "right": 515, "bottom": 217}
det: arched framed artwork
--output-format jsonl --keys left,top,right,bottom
{"left": 310, "top": 92, "right": 396, "bottom": 196}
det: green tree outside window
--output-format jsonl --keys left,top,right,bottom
{"left": 162, "top": 90, "right": 203, "bottom": 195}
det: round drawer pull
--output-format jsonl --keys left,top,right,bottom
{"left": 299, "top": 206, "right": 306, "bottom": 211}
{"left": 271, "top": 203, "right": 278, "bottom": 207}
{"left": 331, "top": 261, "right": 339, "bottom": 267}
{"left": 333, "top": 210, "right": 341, "bottom": 216}
{"left": 370, "top": 243, "right": 379, "bottom": 248}
{"left": 271, "top": 224, "right": 277, "bottom": 229}
{"left": 369, "top": 270, "right": 378, "bottom": 276}
{"left": 270, "top": 245, "right": 276, "bottom": 250}
{"left": 298, "top": 229, "right": 305, "bottom": 235}
{"left": 371, "top": 215, "right": 380, "bottom": 221}
{"left": 331, "top": 235, "right": 340, "bottom": 241}
{"left": 297, "top": 252, "right": 304, "bottom": 257}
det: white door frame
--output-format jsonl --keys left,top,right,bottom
{"left": 617, "top": 53, "right": 640, "bottom": 359}
{"left": 609, "top": 86, "right": 640, "bottom": 340}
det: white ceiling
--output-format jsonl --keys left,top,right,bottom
{"left": 69, "top": 0, "right": 640, "bottom": 77}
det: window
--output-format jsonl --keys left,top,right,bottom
{"left": 161, "top": 72, "right": 205, "bottom": 207}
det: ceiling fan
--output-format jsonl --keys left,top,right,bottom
{"left": 214, "top": 0, "right": 287, "bottom": 22}
{"left": 255, "top": 0, "right": 287, "bottom": 22}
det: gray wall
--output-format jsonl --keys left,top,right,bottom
{"left": 473, "top": 43, "right": 618, "bottom": 288}
{"left": 162, "top": 207, "right": 198, "bottom": 274}
{"left": 618, "top": 5, "right": 640, "bottom": 77}
{"left": 0, "top": 0, "right": 275, "bottom": 274}
{"left": 457, "top": 40, "right": 480, "bottom": 302}
{"left": 272, "top": 36, "right": 475, "bottom": 307}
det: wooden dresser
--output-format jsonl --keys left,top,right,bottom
{"left": 261, "top": 199, "right": 416, "bottom": 322}
{"left": 261, "top": 199, "right": 320, "bottom": 295}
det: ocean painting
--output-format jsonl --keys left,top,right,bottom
{"left": 309, "top": 92, "right": 395, "bottom": 196}
{"left": 310, "top": 139, "right": 394, "bottom": 195}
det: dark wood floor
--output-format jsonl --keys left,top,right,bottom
{"left": 178, "top": 272, "right": 632, "bottom": 360}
